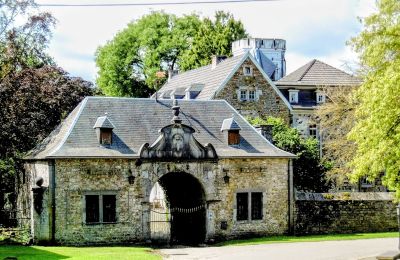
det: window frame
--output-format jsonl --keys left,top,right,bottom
{"left": 83, "top": 191, "right": 118, "bottom": 225}
{"left": 240, "top": 89, "right": 247, "bottom": 101}
{"left": 309, "top": 124, "right": 317, "bottom": 139}
{"left": 316, "top": 92, "right": 326, "bottom": 103}
{"left": 248, "top": 90, "right": 256, "bottom": 101}
{"left": 288, "top": 89, "right": 299, "bottom": 104}
{"left": 243, "top": 66, "right": 253, "bottom": 76}
{"left": 235, "top": 190, "right": 264, "bottom": 222}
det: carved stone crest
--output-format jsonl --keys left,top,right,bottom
{"left": 139, "top": 100, "right": 217, "bottom": 160}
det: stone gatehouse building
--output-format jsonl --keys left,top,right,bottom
{"left": 19, "top": 97, "right": 295, "bottom": 245}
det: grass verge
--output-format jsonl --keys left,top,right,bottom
{"left": 0, "top": 245, "right": 161, "bottom": 260}
{"left": 217, "top": 232, "right": 398, "bottom": 246}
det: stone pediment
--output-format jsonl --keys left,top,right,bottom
{"left": 139, "top": 123, "right": 217, "bottom": 160}
{"left": 139, "top": 100, "right": 217, "bottom": 160}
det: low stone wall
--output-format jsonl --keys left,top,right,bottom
{"left": 294, "top": 192, "right": 398, "bottom": 235}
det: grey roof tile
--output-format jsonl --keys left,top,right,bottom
{"left": 276, "top": 59, "right": 362, "bottom": 86}
{"left": 28, "top": 97, "right": 295, "bottom": 159}
{"left": 157, "top": 54, "right": 246, "bottom": 100}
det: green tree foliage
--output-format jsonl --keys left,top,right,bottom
{"left": 348, "top": 0, "right": 400, "bottom": 197}
{"left": 0, "top": 0, "right": 94, "bottom": 226}
{"left": 0, "top": 0, "right": 56, "bottom": 79}
{"left": 248, "top": 117, "right": 331, "bottom": 192}
{"left": 95, "top": 11, "right": 247, "bottom": 97}
{"left": 179, "top": 11, "right": 248, "bottom": 71}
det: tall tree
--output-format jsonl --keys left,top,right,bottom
{"left": 349, "top": 0, "right": 400, "bottom": 197}
{"left": 0, "top": 0, "right": 93, "bottom": 227}
{"left": 0, "top": 0, "right": 56, "bottom": 79}
{"left": 95, "top": 11, "right": 248, "bottom": 97}
{"left": 314, "top": 86, "right": 358, "bottom": 187}
{"left": 179, "top": 11, "right": 248, "bottom": 71}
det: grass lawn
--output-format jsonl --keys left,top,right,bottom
{"left": 0, "top": 245, "right": 161, "bottom": 260}
{"left": 217, "top": 232, "right": 399, "bottom": 246}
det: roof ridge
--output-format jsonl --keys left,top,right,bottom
{"left": 298, "top": 59, "right": 317, "bottom": 81}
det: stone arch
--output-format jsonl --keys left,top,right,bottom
{"left": 154, "top": 171, "right": 206, "bottom": 245}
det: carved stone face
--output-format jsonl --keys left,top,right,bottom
{"left": 172, "top": 134, "right": 184, "bottom": 153}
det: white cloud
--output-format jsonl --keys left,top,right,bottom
{"left": 36, "top": 0, "right": 376, "bottom": 82}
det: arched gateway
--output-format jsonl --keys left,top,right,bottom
{"left": 140, "top": 100, "right": 217, "bottom": 245}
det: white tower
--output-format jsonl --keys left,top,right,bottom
{"left": 232, "top": 38, "right": 286, "bottom": 81}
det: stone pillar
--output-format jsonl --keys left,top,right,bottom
{"left": 141, "top": 201, "right": 151, "bottom": 242}
{"left": 31, "top": 177, "right": 51, "bottom": 243}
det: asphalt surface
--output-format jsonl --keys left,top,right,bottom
{"left": 160, "top": 238, "right": 397, "bottom": 260}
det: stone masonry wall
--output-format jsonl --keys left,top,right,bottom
{"left": 294, "top": 192, "right": 397, "bottom": 235}
{"left": 215, "top": 58, "right": 290, "bottom": 123}
{"left": 49, "top": 157, "right": 289, "bottom": 245}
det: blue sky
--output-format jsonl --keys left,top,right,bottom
{"left": 36, "top": 0, "right": 376, "bottom": 83}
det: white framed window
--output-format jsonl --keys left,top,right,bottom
{"left": 248, "top": 90, "right": 255, "bottom": 101}
{"left": 243, "top": 66, "right": 253, "bottom": 76}
{"left": 309, "top": 124, "right": 317, "bottom": 138}
{"left": 288, "top": 89, "right": 299, "bottom": 103}
{"left": 316, "top": 92, "right": 326, "bottom": 103}
{"left": 240, "top": 90, "right": 247, "bottom": 101}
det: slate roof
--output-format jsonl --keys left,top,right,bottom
{"left": 27, "top": 97, "right": 295, "bottom": 159}
{"left": 158, "top": 54, "right": 245, "bottom": 100}
{"left": 276, "top": 59, "right": 362, "bottom": 87}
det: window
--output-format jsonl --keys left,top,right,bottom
{"left": 251, "top": 192, "right": 263, "bottom": 220}
{"left": 228, "top": 130, "right": 240, "bottom": 145}
{"left": 243, "top": 66, "right": 252, "bottom": 76}
{"left": 100, "top": 129, "right": 112, "bottom": 145}
{"left": 288, "top": 89, "right": 299, "bottom": 103}
{"left": 248, "top": 90, "right": 255, "bottom": 101}
{"left": 309, "top": 124, "right": 317, "bottom": 138}
{"left": 236, "top": 192, "right": 263, "bottom": 221}
{"left": 240, "top": 90, "right": 247, "bottom": 101}
{"left": 236, "top": 193, "right": 248, "bottom": 221}
{"left": 85, "top": 193, "right": 116, "bottom": 224}
{"left": 316, "top": 92, "right": 325, "bottom": 103}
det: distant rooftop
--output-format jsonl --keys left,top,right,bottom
{"left": 276, "top": 59, "right": 362, "bottom": 87}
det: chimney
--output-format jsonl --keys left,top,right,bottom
{"left": 168, "top": 68, "right": 179, "bottom": 82}
{"left": 211, "top": 55, "right": 227, "bottom": 69}
{"left": 255, "top": 124, "right": 274, "bottom": 143}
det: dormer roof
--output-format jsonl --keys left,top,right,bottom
{"left": 93, "top": 115, "right": 115, "bottom": 129}
{"left": 221, "top": 118, "right": 241, "bottom": 131}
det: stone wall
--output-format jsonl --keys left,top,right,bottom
{"left": 294, "top": 192, "right": 397, "bottom": 235}
{"left": 24, "top": 157, "right": 289, "bottom": 245}
{"left": 215, "top": 58, "right": 290, "bottom": 123}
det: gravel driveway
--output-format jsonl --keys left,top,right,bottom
{"left": 160, "top": 238, "right": 397, "bottom": 260}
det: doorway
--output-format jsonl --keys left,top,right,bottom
{"left": 157, "top": 171, "right": 206, "bottom": 245}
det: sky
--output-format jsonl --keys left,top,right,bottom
{"left": 36, "top": 0, "right": 377, "bottom": 83}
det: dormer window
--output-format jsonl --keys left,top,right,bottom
{"left": 288, "top": 89, "right": 299, "bottom": 103}
{"left": 316, "top": 91, "right": 326, "bottom": 104}
{"left": 243, "top": 66, "right": 253, "bottom": 76}
{"left": 228, "top": 130, "right": 240, "bottom": 145}
{"left": 93, "top": 115, "right": 115, "bottom": 146}
{"left": 221, "top": 117, "right": 241, "bottom": 145}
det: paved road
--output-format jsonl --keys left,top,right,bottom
{"left": 160, "top": 238, "right": 397, "bottom": 260}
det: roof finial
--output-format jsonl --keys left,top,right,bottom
{"left": 171, "top": 99, "right": 182, "bottom": 124}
